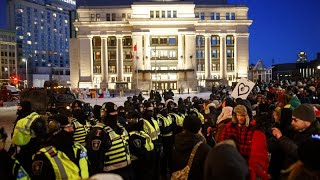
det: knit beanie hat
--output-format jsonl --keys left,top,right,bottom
{"left": 183, "top": 115, "right": 201, "bottom": 134}
{"left": 292, "top": 104, "right": 316, "bottom": 122}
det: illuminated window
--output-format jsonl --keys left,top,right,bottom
{"left": 210, "top": 12, "right": 214, "bottom": 20}
{"left": 167, "top": 10, "right": 171, "bottom": 18}
{"left": 231, "top": 12, "right": 235, "bottom": 20}
{"left": 106, "top": 13, "right": 111, "bottom": 21}
{"left": 195, "top": 12, "right": 199, "bottom": 18}
{"left": 53, "top": 13, "right": 56, "bottom": 17}
{"left": 27, "top": 41, "right": 32, "bottom": 45}
{"left": 215, "top": 13, "right": 220, "bottom": 20}
{"left": 226, "top": 36, "right": 234, "bottom": 45}
{"left": 161, "top": 11, "right": 165, "bottom": 18}
{"left": 173, "top": 10, "right": 177, "bottom": 18}
{"left": 200, "top": 12, "right": 205, "bottom": 20}
{"left": 226, "top": 12, "right": 230, "bottom": 20}
{"left": 96, "top": 14, "right": 100, "bottom": 21}
{"left": 27, "top": 32, "right": 31, "bottom": 36}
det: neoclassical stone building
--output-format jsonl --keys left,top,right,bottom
{"left": 70, "top": 0, "right": 252, "bottom": 91}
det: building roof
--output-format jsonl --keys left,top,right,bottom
{"left": 77, "top": 0, "right": 234, "bottom": 6}
{"left": 252, "top": 59, "right": 268, "bottom": 71}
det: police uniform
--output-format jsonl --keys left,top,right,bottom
{"left": 71, "top": 117, "right": 88, "bottom": 146}
{"left": 31, "top": 142, "right": 89, "bottom": 180}
{"left": 129, "top": 128, "right": 155, "bottom": 180}
{"left": 157, "top": 110, "right": 174, "bottom": 179}
{"left": 86, "top": 102, "right": 132, "bottom": 180}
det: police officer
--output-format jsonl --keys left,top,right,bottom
{"left": 157, "top": 103, "right": 174, "bottom": 179}
{"left": 86, "top": 102, "right": 132, "bottom": 180}
{"left": 1, "top": 126, "right": 33, "bottom": 180}
{"left": 32, "top": 114, "right": 89, "bottom": 180}
{"left": 127, "top": 110, "right": 156, "bottom": 180}
{"left": 143, "top": 101, "right": 161, "bottom": 180}
{"left": 167, "top": 100, "right": 184, "bottom": 135}
{"left": 11, "top": 112, "right": 48, "bottom": 178}
{"left": 70, "top": 101, "right": 89, "bottom": 146}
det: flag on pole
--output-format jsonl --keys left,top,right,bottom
{"left": 133, "top": 44, "right": 137, "bottom": 51}
{"left": 132, "top": 44, "right": 137, "bottom": 60}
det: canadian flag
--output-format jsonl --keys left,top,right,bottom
{"left": 133, "top": 44, "right": 137, "bottom": 51}
{"left": 132, "top": 44, "right": 137, "bottom": 60}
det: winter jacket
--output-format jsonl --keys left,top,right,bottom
{"left": 278, "top": 121, "right": 320, "bottom": 169}
{"left": 171, "top": 131, "right": 211, "bottom": 180}
{"left": 248, "top": 130, "right": 269, "bottom": 180}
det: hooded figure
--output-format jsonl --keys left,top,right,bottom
{"left": 171, "top": 115, "right": 211, "bottom": 180}
{"left": 220, "top": 105, "right": 255, "bottom": 161}
{"left": 232, "top": 104, "right": 251, "bottom": 127}
{"left": 204, "top": 140, "right": 248, "bottom": 180}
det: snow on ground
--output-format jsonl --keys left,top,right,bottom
{"left": 81, "top": 91, "right": 212, "bottom": 106}
{"left": 0, "top": 91, "right": 213, "bottom": 110}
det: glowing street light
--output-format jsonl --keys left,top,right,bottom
{"left": 22, "top": 58, "right": 28, "bottom": 88}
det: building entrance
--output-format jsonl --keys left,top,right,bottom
{"left": 152, "top": 81, "right": 177, "bottom": 90}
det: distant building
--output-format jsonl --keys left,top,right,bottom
{"left": 296, "top": 51, "right": 307, "bottom": 63}
{"left": 7, "top": 0, "right": 76, "bottom": 87}
{"left": 0, "top": 29, "right": 17, "bottom": 83}
{"left": 70, "top": 0, "right": 252, "bottom": 90}
{"left": 248, "top": 59, "right": 272, "bottom": 82}
{"left": 272, "top": 52, "right": 320, "bottom": 80}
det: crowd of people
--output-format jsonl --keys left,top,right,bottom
{"left": 1, "top": 77, "right": 320, "bottom": 180}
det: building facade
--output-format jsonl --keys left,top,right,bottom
{"left": 7, "top": 0, "right": 76, "bottom": 87}
{"left": 248, "top": 59, "right": 272, "bottom": 82}
{"left": 71, "top": 0, "right": 252, "bottom": 91}
{"left": 0, "top": 29, "right": 17, "bottom": 83}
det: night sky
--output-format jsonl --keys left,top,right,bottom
{"left": 0, "top": 0, "right": 319, "bottom": 67}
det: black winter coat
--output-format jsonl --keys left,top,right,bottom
{"left": 171, "top": 131, "right": 211, "bottom": 180}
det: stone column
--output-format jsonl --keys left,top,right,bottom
{"left": 78, "top": 37, "right": 92, "bottom": 85}
{"left": 236, "top": 33, "right": 249, "bottom": 78}
{"left": 144, "top": 34, "right": 150, "bottom": 70}
{"left": 219, "top": 34, "right": 226, "bottom": 80}
{"left": 100, "top": 36, "right": 108, "bottom": 88}
{"left": 205, "top": 34, "right": 212, "bottom": 79}
{"left": 233, "top": 34, "right": 237, "bottom": 80}
{"left": 178, "top": 34, "right": 185, "bottom": 69}
{"left": 116, "top": 36, "right": 124, "bottom": 82}
{"left": 184, "top": 34, "right": 196, "bottom": 70}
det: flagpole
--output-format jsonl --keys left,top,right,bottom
{"left": 136, "top": 50, "right": 138, "bottom": 95}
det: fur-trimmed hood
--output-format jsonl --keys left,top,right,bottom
{"left": 232, "top": 105, "right": 250, "bottom": 127}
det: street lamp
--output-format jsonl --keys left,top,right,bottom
{"left": 22, "top": 58, "right": 28, "bottom": 88}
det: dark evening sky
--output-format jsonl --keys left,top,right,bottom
{"left": 1, "top": 0, "right": 319, "bottom": 67}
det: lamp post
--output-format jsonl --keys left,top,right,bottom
{"left": 22, "top": 58, "right": 28, "bottom": 88}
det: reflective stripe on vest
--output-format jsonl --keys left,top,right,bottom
{"left": 40, "top": 146, "right": 80, "bottom": 180}
{"left": 129, "top": 131, "right": 154, "bottom": 151}
{"left": 73, "top": 143, "right": 89, "bottom": 179}
{"left": 13, "top": 159, "right": 30, "bottom": 180}
{"left": 73, "top": 121, "right": 87, "bottom": 146}
{"left": 157, "top": 114, "right": 173, "bottom": 137}
{"left": 103, "top": 126, "right": 131, "bottom": 172}
{"left": 143, "top": 118, "right": 160, "bottom": 141}
{"left": 169, "top": 113, "right": 184, "bottom": 127}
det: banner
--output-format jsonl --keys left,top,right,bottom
{"left": 231, "top": 77, "right": 255, "bottom": 100}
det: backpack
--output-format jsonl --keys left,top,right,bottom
{"left": 171, "top": 141, "right": 202, "bottom": 180}
{"left": 12, "top": 112, "right": 40, "bottom": 146}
